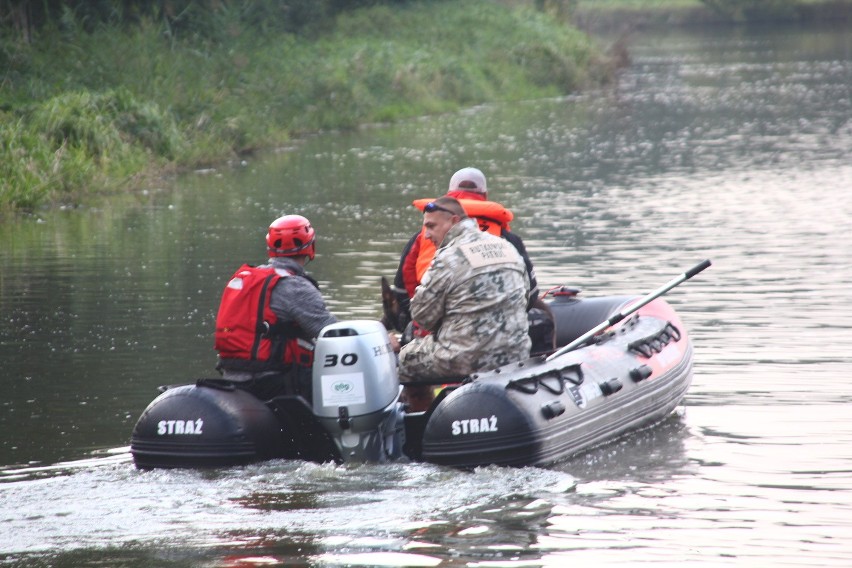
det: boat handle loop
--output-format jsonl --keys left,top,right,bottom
{"left": 539, "top": 370, "right": 565, "bottom": 395}
{"left": 506, "top": 364, "right": 584, "bottom": 395}
{"left": 628, "top": 322, "right": 681, "bottom": 358}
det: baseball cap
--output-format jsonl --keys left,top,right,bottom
{"left": 448, "top": 167, "right": 487, "bottom": 194}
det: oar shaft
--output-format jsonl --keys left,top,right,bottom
{"left": 639, "top": 258, "right": 711, "bottom": 309}
{"left": 544, "top": 259, "right": 711, "bottom": 362}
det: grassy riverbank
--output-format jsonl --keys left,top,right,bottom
{"left": 0, "top": 1, "right": 609, "bottom": 214}
{"left": 5, "top": 0, "right": 850, "bottom": 215}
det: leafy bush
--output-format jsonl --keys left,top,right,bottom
{"left": 0, "top": 0, "right": 606, "bottom": 212}
{"left": 29, "top": 88, "right": 183, "bottom": 161}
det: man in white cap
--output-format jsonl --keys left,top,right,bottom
{"left": 390, "top": 167, "right": 550, "bottom": 352}
{"left": 397, "top": 196, "right": 532, "bottom": 411}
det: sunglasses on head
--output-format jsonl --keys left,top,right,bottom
{"left": 424, "top": 202, "right": 455, "bottom": 214}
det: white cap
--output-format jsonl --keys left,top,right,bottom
{"left": 448, "top": 167, "right": 487, "bottom": 194}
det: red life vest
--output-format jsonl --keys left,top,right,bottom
{"left": 214, "top": 264, "right": 312, "bottom": 372}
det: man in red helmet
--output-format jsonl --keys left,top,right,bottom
{"left": 214, "top": 214, "right": 339, "bottom": 400}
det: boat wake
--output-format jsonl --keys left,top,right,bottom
{"left": 0, "top": 446, "right": 133, "bottom": 483}
{"left": 0, "top": 455, "right": 576, "bottom": 557}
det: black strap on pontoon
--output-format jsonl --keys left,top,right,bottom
{"left": 627, "top": 322, "right": 682, "bottom": 358}
{"left": 506, "top": 363, "right": 584, "bottom": 395}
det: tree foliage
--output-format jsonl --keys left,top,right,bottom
{"left": 0, "top": 0, "right": 408, "bottom": 41}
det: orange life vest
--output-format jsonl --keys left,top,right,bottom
{"left": 411, "top": 198, "right": 514, "bottom": 283}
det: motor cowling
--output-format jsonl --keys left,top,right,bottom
{"left": 311, "top": 320, "right": 404, "bottom": 462}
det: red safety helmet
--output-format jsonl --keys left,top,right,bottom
{"left": 266, "top": 215, "right": 316, "bottom": 260}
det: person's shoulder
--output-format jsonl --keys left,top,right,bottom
{"left": 455, "top": 227, "right": 517, "bottom": 259}
{"left": 501, "top": 228, "right": 531, "bottom": 257}
{"left": 474, "top": 226, "right": 506, "bottom": 243}
{"left": 402, "top": 231, "right": 421, "bottom": 255}
{"left": 501, "top": 228, "right": 525, "bottom": 244}
{"left": 276, "top": 272, "right": 323, "bottom": 297}
{"left": 275, "top": 257, "right": 319, "bottom": 276}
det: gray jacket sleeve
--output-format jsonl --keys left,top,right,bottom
{"left": 269, "top": 276, "right": 337, "bottom": 339}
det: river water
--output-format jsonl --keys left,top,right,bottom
{"left": 1, "top": 22, "right": 851, "bottom": 567}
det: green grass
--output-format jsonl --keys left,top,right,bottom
{"left": 576, "top": 0, "right": 701, "bottom": 8}
{"left": 0, "top": 0, "right": 607, "bottom": 214}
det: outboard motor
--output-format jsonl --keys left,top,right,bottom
{"left": 311, "top": 320, "right": 404, "bottom": 462}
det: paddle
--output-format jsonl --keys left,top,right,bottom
{"left": 544, "top": 259, "right": 712, "bottom": 362}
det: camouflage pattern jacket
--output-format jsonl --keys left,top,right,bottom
{"left": 398, "top": 218, "right": 531, "bottom": 381}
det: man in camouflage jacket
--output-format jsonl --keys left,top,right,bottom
{"left": 398, "top": 197, "right": 531, "bottom": 409}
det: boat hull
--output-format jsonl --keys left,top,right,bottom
{"left": 130, "top": 382, "right": 290, "bottom": 469}
{"left": 129, "top": 296, "right": 694, "bottom": 469}
{"left": 419, "top": 297, "right": 693, "bottom": 467}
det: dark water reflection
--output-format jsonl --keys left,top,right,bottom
{"left": 1, "top": 22, "right": 851, "bottom": 566}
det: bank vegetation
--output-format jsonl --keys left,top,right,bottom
{"left": 1, "top": 0, "right": 613, "bottom": 214}
{"left": 2, "top": 0, "right": 850, "bottom": 214}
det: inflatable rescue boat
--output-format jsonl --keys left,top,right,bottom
{"left": 130, "top": 262, "right": 708, "bottom": 469}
